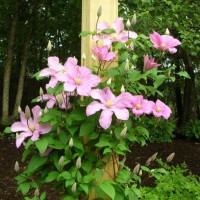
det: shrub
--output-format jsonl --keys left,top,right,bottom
{"left": 182, "top": 119, "right": 200, "bottom": 140}
{"left": 133, "top": 116, "right": 176, "bottom": 143}
{"left": 140, "top": 163, "right": 200, "bottom": 199}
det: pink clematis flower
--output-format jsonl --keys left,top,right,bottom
{"left": 94, "top": 17, "right": 138, "bottom": 48}
{"left": 38, "top": 93, "right": 71, "bottom": 109}
{"left": 152, "top": 99, "right": 172, "bottom": 119}
{"left": 131, "top": 95, "right": 154, "bottom": 116}
{"left": 86, "top": 87, "right": 133, "bottom": 130}
{"left": 144, "top": 55, "right": 161, "bottom": 70}
{"left": 11, "top": 105, "right": 52, "bottom": 148}
{"left": 92, "top": 45, "right": 116, "bottom": 62}
{"left": 149, "top": 31, "right": 181, "bottom": 54}
{"left": 39, "top": 56, "right": 78, "bottom": 89}
{"left": 63, "top": 65, "right": 101, "bottom": 96}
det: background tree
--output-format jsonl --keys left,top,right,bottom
{"left": 0, "top": 0, "right": 82, "bottom": 122}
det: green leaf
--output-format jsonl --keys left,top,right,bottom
{"left": 119, "top": 51, "right": 129, "bottom": 61}
{"left": 96, "top": 136, "right": 110, "bottom": 148}
{"left": 35, "top": 137, "right": 48, "bottom": 154}
{"left": 62, "top": 196, "right": 77, "bottom": 200}
{"left": 153, "top": 75, "right": 166, "bottom": 88}
{"left": 102, "top": 28, "right": 115, "bottom": 34}
{"left": 45, "top": 171, "right": 59, "bottom": 182}
{"left": 19, "top": 182, "right": 30, "bottom": 195}
{"left": 80, "top": 121, "right": 96, "bottom": 136}
{"left": 4, "top": 127, "right": 12, "bottom": 133}
{"left": 98, "top": 181, "right": 115, "bottom": 200}
{"left": 177, "top": 71, "right": 191, "bottom": 79}
{"left": 80, "top": 183, "right": 89, "bottom": 195}
{"left": 65, "top": 179, "right": 75, "bottom": 188}
{"left": 40, "top": 192, "right": 47, "bottom": 200}
{"left": 79, "top": 31, "right": 92, "bottom": 37}
{"left": 57, "top": 171, "right": 72, "bottom": 181}
{"left": 26, "top": 154, "right": 48, "bottom": 173}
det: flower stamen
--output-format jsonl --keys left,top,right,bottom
{"left": 156, "top": 107, "right": 161, "bottom": 112}
{"left": 106, "top": 100, "right": 113, "bottom": 107}
{"left": 75, "top": 78, "right": 81, "bottom": 85}
{"left": 136, "top": 103, "right": 141, "bottom": 110}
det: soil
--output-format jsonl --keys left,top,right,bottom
{"left": 0, "top": 135, "right": 199, "bottom": 200}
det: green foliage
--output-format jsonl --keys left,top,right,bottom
{"left": 133, "top": 116, "right": 176, "bottom": 143}
{"left": 182, "top": 119, "right": 200, "bottom": 140}
{"left": 140, "top": 164, "right": 200, "bottom": 200}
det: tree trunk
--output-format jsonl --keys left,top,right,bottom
{"left": 13, "top": 28, "right": 32, "bottom": 117}
{"left": 174, "top": 60, "right": 183, "bottom": 128}
{"left": 181, "top": 50, "right": 199, "bottom": 128}
{"left": 2, "top": 2, "right": 19, "bottom": 122}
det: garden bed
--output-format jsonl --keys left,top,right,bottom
{"left": 0, "top": 136, "right": 199, "bottom": 200}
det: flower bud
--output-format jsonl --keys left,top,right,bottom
{"left": 82, "top": 53, "right": 86, "bottom": 60}
{"left": 44, "top": 107, "right": 49, "bottom": 114}
{"left": 57, "top": 127, "right": 61, "bottom": 134}
{"left": 133, "top": 163, "right": 140, "bottom": 174}
{"left": 110, "top": 130, "right": 113, "bottom": 135}
{"left": 39, "top": 87, "right": 44, "bottom": 96}
{"left": 107, "top": 78, "right": 112, "bottom": 85}
{"left": 71, "top": 182, "right": 77, "bottom": 193}
{"left": 166, "top": 152, "right": 175, "bottom": 163}
{"left": 145, "top": 157, "right": 151, "bottom": 166}
{"left": 150, "top": 152, "right": 158, "bottom": 162}
{"left": 120, "top": 85, "right": 125, "bottom": 93}
{"left": 126, "top": 19, "right": 131, "bottom": 29}
{"left": 165, "top": 28, "right": 170, "bottom": 35}
{"left": 18, "top": 106, "right": 22, "bottom": 114}
{"left": 91, "top": 54, "right": 96, "bottom": 61}
{"left": 25, "top": 105, "right": 31, "bottom": 120}
{"left": 139, "top": 169, "right": 143, "bottom": 176}
{"left": 76, "top": 157, "right": 81, "bottom": 169}
{"left": 69, "top": 138, "right": 73, "bottom": 147}
{"left": 14, "top": 161, "right": 19, "bottom": 172}
{"left": 131, "top": 12, "right": 136, "bottom": 26}
{"left": 120, "top": 126, "right": 127, "bottom": 138}
{"left": 56, "top": 94, "right": 63, "bottom": 105}
{"left": 58, "top": 156, "right": 64, "bottom": 167}
{"left": 125, "top": 59, "right": 129, "bottom": 71}
{"left": 97, "top": 5, "right": 102, "bottom": 17}
{"left": 34, "top": 188, "right": 40, "bottom": 197}
{"left": 47, "top": 40, "right": 52, "bottom": 52}
{"left": 131, "top": 65, "right": 136, "bottom": 70}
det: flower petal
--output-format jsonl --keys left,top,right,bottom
{"left": 99, "top": 110, "right": 113, "bottom": 130}
{"left": 86, "top": 101, "right": 105, "bottom": 116}
{"left": 16, "top": 131, "right": 32, "bottom": 148}
{"left": 113, "top": 108, "right": 129, "bottom": 120}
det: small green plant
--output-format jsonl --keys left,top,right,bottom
{"left": 133, "top": 116, "right": 176, "bottom": 143}
{"left": 140, "top": 161, "right": 200, "bottom": 200}
{"left": 182, "top": 119, "right": 200, "bottom": 140}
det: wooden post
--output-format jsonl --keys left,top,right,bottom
{"left": 81, "top": 1, "right": 118, "bottom": 199}
{"left": 81, "top": 0, "right": 118, "bottom": 67}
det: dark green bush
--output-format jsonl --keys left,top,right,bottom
{"left": 133, "top": 116, "right": 176, "bottom": 143}
{"left": 182, "top": 119, "right": 200, "bottom": 140}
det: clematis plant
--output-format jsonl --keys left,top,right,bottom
{"left": 11, "top": 105, "right": 52, "bottom": 148}
{"left": 7, "top": 13, "right": 185, "bottom": 200}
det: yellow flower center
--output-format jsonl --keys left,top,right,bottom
{"left": 136, "top": 103, "right": 141, "bottom": 110}
{"left": 106, "top": 101, "right": 113, "bottom": 107}
{"left": 75, "top": 78, "right": 81, "bottom": 85}
{"left": 156, "top": 107, "right": 161, "bottom": 112}
{"left": 29, "top": 125, "right": 35, "bottom": 132}
{"left": 161, "top": 43, "right": 166, "bottom": 47}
